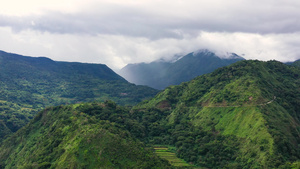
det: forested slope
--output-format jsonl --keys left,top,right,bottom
{"left": 132, "top": 60, "right": 300, "bottom": 168}
{"left": 0, "top": 50, "right": 158, "bottom": 141}
{"left": 0, "top": 101, "right": 171, "bottom": 168}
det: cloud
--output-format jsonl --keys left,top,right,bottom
{"left": 0, "top": 0, "right": 299, "bottom": 69}
{"left": 1, "top": 0, "right": 300, "bottom": 37}
{"left": 196, "top": 32, "right": 300, "bottom": 62}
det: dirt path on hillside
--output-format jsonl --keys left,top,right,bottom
{"left": 204, "top": 96, "right": 276, "bottom": 108}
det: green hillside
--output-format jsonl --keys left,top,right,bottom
{"left": 0, "top": 101, "right": 171, "bottom": 169}
{"left": 0, "top": 50, "right": 158, "bottom": 141}
{"left": 132, "top": 60, "right": 300, "bottom": 168}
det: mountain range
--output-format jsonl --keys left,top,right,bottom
{"left": 0, "top": 50, "right": 158, "bottom": 141}
{"left": 0, "top": 50, "right": 299, "bottom": 168}
{"left": 119, "top": 49, "right": 245, "bottom": 89}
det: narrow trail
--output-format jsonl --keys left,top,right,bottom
{"left": 203, "top": 96, "right": 276, "bottom": 108}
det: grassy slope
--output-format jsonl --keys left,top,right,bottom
{"left": 0, "top": 102, "right": 171, "bottom": 169}
{"left": 133, "top": 60, "right": 300, "bottom": 168}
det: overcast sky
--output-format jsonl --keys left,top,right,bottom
{"left": 0, "top": 0, "right": 299, "bottom": 70}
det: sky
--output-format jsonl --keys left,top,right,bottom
{"left": 0, "top": 0, "right": 299, "bottom": 70}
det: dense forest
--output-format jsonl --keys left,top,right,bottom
{"left": 0, "top": 101, "right": 172, "bottom": 168}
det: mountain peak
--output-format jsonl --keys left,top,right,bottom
{"left": 216, "top": 52, "right": 244, "bottom": 59}
{"left": 120, "top": 49, "right": 245, "bottom": 89}
{"left": 192, "top": 49, "right": 244, "bottom": 60}
{"left": 192, "top": 49, "right": 215, "bottom": 56}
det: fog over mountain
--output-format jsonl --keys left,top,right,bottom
{"left": 119, "top": 49, "right": 245, "bottom": 89}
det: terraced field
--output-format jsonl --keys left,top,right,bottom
{"left": 154, "top": 147, "right": 197, "bottom": 168}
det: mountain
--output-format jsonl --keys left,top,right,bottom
{"left": 1, "top": 59, "right": 299, "bottom": 168}
{"left": 0, "top": 101, "right": 171, "bottom": 168}
{"left": 0, "top": 50, "right": 158, "bottom": 141}
{"left": 131, "top": 60, "right": 300, "bottom": 168}
{"left": 119, "top": 49, "right": 245, "bottom": 89}
{"left": 119, "top": 61, "right": 172, "bottom": 89}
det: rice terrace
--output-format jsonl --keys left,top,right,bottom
{"left": 154, "top": 146, "right": 200, "bottom": 168}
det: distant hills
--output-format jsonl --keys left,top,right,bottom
{"left": 119, "top": 49, "right": 245, "bottom": 89}
{"left": 1, "top": 59, "right": 299, "bottom": 168}
{"left": 291, "top": 59, "right": 300, "bottom": 67}
{"left": 0, "top": 50, "right": 158, "bottom": 141}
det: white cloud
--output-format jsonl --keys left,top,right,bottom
{"left": 0, "top": 0, "right": 91, "bottom": 16}
{"left": 196, "top": 32, "right": 300, "bottom": 62}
